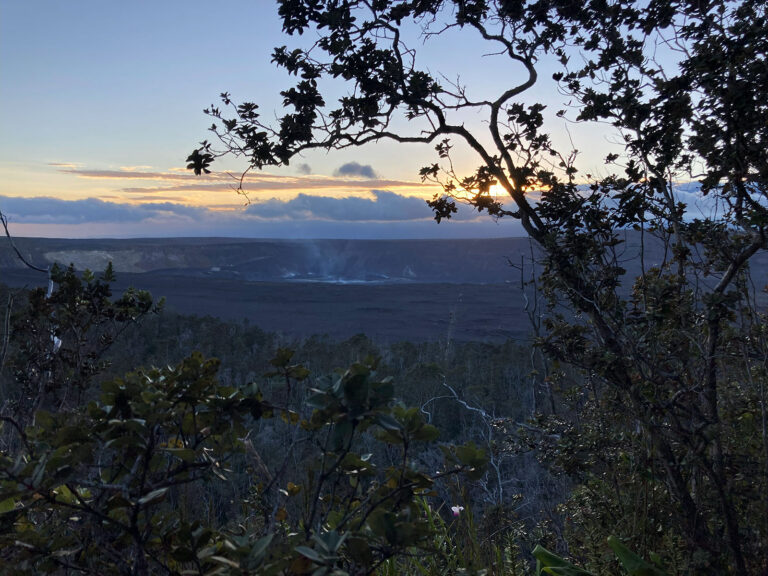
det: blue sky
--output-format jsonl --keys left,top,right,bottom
{"left": 0, "top": 1, "right": 620, "bottom": 238}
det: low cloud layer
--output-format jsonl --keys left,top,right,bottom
{"left": 2, "top": 182, "right": 716, "bottom": 240}
{"left": 1, "top": 192, "right": 435, "bottom": 225}
{"left": 0, "top": 192, "right": 522, "bottom": 239}
{"left": 0, "top": 196, "right": 206, "bottom": 224}
{"left": 246, "top": 190, "right": 432, "bottom": 221}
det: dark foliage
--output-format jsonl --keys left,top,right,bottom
{"left": 188, "top": 1, "right": 768, "bottom": 573}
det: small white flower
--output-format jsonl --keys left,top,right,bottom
{"left": 451, "top": 505, "right": 464, "bottom": 517}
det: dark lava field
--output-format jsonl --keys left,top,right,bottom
{"left": 3, "top": 235, "right": 765, "bottom": 343}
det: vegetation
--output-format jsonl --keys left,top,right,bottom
{"left": 0, "top": 0, "right": 766, "bottom": 573}
{"left": 0, "top": 270, "right": 542, "bottom": 574}
{"left": 185, "top": 0, "right": 768, "bottom": 573}
{"left": 0, "top": 268, "right": 670, "bottom": 574}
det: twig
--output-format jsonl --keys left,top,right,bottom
{"left": 0, "top": 290, "right": 13, "bottom": 370}
{"left": 0, "top": 210, "right": 49, "bottom": 273}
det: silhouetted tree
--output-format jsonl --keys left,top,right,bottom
{"left": 190, "top": 1, "right": 768, "bottom": 572}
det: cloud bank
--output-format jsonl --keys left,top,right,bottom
{"left": 0, "top": 193, "right": 523, "bottom": 239}
{"left": 0, "top": 196, "right": 206, "bottom": 224}
{"left": 246, "top": 190, "right": 432, "bottom": 221}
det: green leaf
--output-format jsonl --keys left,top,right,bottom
{"left": 607, "top": 536, "right": 668, "bottom": 576}
{"left": 31, "top": 457, "right": 48, "bottom": 488}
{"left": 0, "top": 497, "right": 15, "bottom": 514}
{"left": 295, "top": 545, "right": 323, "bottom": 563}
{"left": 34, "top": 410, "right": 55, "bottom": 431}
{"left": 332, "top": 418, "right": 353, "bottom": 451}
{"left": 249, "top": 533, "right": 274, "bottom": 563}
{"left": 375, "top": 413, "right": 402, "bottom": 431}
{"left": 533, "top": 544, "right": 595, "bottom": 575}
{"left": 53, "top": 484, "right": 76, "bottom": 505}
{"left": 454, "top": 441, "right": 489, "bottom": 479}
{"left": 287, "top": 365, "right": 310, "bottom": 380}
{"left": 269, "top": 347, "right": 295, "bottom": 368}
{"left": 411, "top": 423, "right": 439, "bottom": 442}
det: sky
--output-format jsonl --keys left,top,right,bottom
{"left": 0, "top": 1, "right": 621, "bottom": 239}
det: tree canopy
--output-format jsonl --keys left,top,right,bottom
{"left": 187, "top": 0, "right": 768, "bottom": 573}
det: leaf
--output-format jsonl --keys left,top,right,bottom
{"left": 0, "top": 497, "right": 15, "bottom": 514}
{"left": 375, "top": 413, "right": 402, "bottom": 431}
{"left": 454, "top": 442, "right": 489, "bottom": 479}
{"left": 295, "top": 545, "right": 323, "bottom": 563}
{"left": 137, "top": 487, "right": 169, "bottom": 506}
{"left": 31, "top": 457, "right": 48, "bottom": 488}
{"left": 34, "top": 410, "right": 55, "bottom": 431}
{"left": 533, "top": 544, "right": 595, "bottom": 575}
{"left": 288, "top": 365, "right": 311, "bottom": 380}
{"left": 269, "top": 347, "right": 295, "bottom": 368}
{"left": 248, "top": 533, "right": 274, "bottom": 563}
{"left": 286, "top": 481, "right": 302, "bottom": 496}
{"left": 53, "top": 484, "right": 75, "bottom": 505}
{"left": 210, "top": 555, "right": 240, "bottom": 568}
{"left": 313, "top": 529, "right": 346, "bottom": 554}
{"left": 197, "top": 544, "right": 218, "bottom": 559}
{"left": 280, "top": 410, "right": 300, "bottom": 425}
{"left": 607, "top": 536, "right": 668, "bottom": 576}
{"left": 186, "top": 148, "right": 213, "bottom": 175}
{"left": 412, "top": 423, "right": 439, "bottom": 442}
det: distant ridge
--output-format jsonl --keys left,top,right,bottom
{"left": 1, "top": 236, "right": 534, "bottom": 284}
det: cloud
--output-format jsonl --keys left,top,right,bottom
{"left": 120, "top": 179, "right": 422, "bottom": 194}
{"left": 58, "top": 167, "right": 298, "bottom": 182}
{"left": 334, "top": 162, "right": 377, "bottom": 179}
{"left": 0, "top": 196, "right": 206, "bottom": 225}
{"left": 119, "top": 165, "right": 154, "bottom": 171}
{"left": 119, "top": 177, "right": 427, "bottom": 195}
{"left": 47, "top": 162, "right": 81, "bottom": 169}
{"left": 56, "top": 166, "right": 430, "bottom": 197}
{"left": 59, "top": 168, "right": 203, "bottom": 181}
{"left": 0, "top": 190, "right": 519, "bottom": 239}
{"left": 139, "top": 202, "right": 208, "bottom": 219}
{"left": 7, "top": 218, "right": 524, "bottom": 240}
{"left": 246, "top": 190, "right": 433, "bottom": 221}
{"left": 297, "top": 163, "right": 312, "bottom": 175}
{"left": 128, "top": 195, "right": 192, "bottom": 203}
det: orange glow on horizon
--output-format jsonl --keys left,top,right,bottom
{"left": 10, "top": 164, "right": 444, "bottom": 210}
{"left": 488, "top": 183, "right": 507, "bottom": 198}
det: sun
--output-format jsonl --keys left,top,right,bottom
{"left": 488, "top": 183, "right": 507, "bottom": 198}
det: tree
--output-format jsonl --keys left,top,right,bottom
{"left": 4, "top": 264, "right": 158, "bottom": 425}
{"left": 0, "top": 265, "right": 495, "bottom": 574}
{"left": 189, "top": 1, "right": 768, "bottom": 573}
